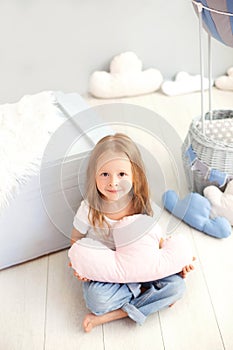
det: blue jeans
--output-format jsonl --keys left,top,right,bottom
{"left": 82, "top": 274, "right": 185, "bottom": 325}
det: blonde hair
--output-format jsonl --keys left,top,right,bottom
{"left": 85, "top": 133, "right": 153, "bottom": 229}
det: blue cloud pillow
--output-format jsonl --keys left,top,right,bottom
{"left": 162, "top": 190, "right": 231, "bottom": 238}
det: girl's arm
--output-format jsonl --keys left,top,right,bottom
{"left": 70, "top": 227, "right": 84, "bottom": 245}
{"left": 70, "top": 228, "right": 90, "bottom": 282}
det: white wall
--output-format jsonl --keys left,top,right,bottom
{"left": 0, "top": 0, "right": 232, "bottom": 103}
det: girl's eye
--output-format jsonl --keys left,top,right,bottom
{"left": 101, "top": 172, "right": 109, "bottom": 177}
{"left": 119, "top": 172, "right": 126, "bottom": 177}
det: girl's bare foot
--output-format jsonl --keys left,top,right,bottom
{"left": 82, "top": 309, "right": 128, "bottom": 333}
{"left": 83, "top": 313, "right": 102, "bottom": 332}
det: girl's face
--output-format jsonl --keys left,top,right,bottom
{"left": 95, "top": 152, "right": 133, "bottom": 202}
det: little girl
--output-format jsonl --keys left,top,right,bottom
{"left": 70, "top": 133, "right": 194, "bottom": 332}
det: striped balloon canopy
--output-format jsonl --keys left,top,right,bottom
{"left": 193, "top": 0, "right": 233, "bottom": 47}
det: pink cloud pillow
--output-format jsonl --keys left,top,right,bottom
{"left": 68, "top": 214, "right": 193, "bottom": 283}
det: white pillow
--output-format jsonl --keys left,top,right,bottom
{"left": 89, "top": 52, "right": 163, "bottom": 98}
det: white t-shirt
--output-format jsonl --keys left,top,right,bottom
{"left": 73, "top": 200, "right": 116, "bottom": 250}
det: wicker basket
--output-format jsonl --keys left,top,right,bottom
{"left": 182, "top": 109, "right": 233, "bottom": 194}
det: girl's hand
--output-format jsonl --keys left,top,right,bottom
{"left": 74, "top": 271, "right": 90, "bottom": 282}
{"left": 68, "top": 262, "right": 90, "bottom": 282}
{"left": 180, "top": 257, "right": 196, "bottom": 278}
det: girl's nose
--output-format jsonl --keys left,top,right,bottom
{"left": 109, "top": 174, "right": 118, "bottom": 187}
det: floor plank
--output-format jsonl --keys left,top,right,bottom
{"left": 0, "top": 257, "right": 48, "bottom": 350}
{"left": 103, "top": 313, "right": 164, "bottom": 350}
{"left": 44, "top": 250, "right": 104, "bottom": 350}
{"left": 192, "top": 228, "right": 233, "bottom": 350}
{"left": 159, "top": 223, "right": 225, "bottom": 350}
{"left": 159, "top": 258, "right": 225, "bottom": 350}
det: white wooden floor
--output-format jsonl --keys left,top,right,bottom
{"left": 1, "top": 88, "right": 233, "bottom": 350}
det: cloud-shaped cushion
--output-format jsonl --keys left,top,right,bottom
{"left": 215, "top": 67, "right": 233, "bottom": 91}
{"left": 162, "top": 190, "right": 231, "bottom": 238}
{"left": 204, "top": 180, "right": 233, "bottom": 225}
{"left": 161, "top": 71, "right": 211, "bottom": 96}
{"left": 68, "top": 213, "right": 193, "bottom": 283}
{"left": 89, "top": 52, "right": 163, "bottom": 98}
